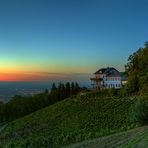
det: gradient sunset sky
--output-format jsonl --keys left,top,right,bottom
{"left": 0, "top": 0, "right": 148, "bottom": 82}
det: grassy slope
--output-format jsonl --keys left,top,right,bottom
{"left": 0, "top": 95, "right": 135, "bottom": 147}
{"left": 67, "top": 126, "right": 148, "bottom": 148}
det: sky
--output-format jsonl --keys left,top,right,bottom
{"left": 0, "top": 0, "right": 148, "bottom": 82}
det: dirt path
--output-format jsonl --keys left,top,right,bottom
{"left": 66, "top": 126, "right": 148, "bottom": 148}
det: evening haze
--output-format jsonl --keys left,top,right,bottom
{"left": 0, "top": 0, "right": 147, "bottom": 82}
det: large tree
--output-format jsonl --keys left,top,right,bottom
{"left": 125, "top": 42, "right": 148, "bottom": 94}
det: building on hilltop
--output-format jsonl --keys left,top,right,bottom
{"left": 90, "top": 67, "right": 122, "bottom": 89}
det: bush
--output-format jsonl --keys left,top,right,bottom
{"left": 131, "top": 96, "right": 148, "bottom": 125}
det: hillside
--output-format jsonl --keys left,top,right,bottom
{"left": 0, "top": 94, "right": 136, "bottom": 147}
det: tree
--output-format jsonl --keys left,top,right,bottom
{"left": 66, "top": 82, "right": 71, "bottom": 98}
{"left": 44, "top": 89, "right": 49, "bottom": 94}
{"left": 51, "top": 83, "right": 57, "bottom": 91}
{"left": 71, "top": 82, "right": 75, "bottom": 95}
{"left": 75, "top": 82, "right": 80, "bottom": 92}
{"left": 125, "top": 42, "right": 148, "bottom": 94}
{"left": 144, "top": 41, "right": 148, "bottom": 47}
{"left": 57, "top": 82, "right": 66, "bottom": 100}
{"left": 50, "top": 83, "right": 58, "bottom": 101}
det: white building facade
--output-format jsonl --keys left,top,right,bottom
{"left": 90, "top": 67, "right": 122, "bottom": 89}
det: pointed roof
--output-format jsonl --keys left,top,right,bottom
{"left": 94, "top": 68, "right": 107, "bottom": 74}
{"left": 94, "top": 67, "right": 120, "bottom": 77}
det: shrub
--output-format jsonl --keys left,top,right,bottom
{"left": 131, "top": 96, "right": 148, "bottom": 125}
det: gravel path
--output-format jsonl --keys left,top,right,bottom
{"left": 66, "top": 126, "right": 148, "bottom": 148}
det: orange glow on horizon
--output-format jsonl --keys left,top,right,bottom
{"left": 0, "top": 71, "right": 79, "bottom": 82}
{"left": 0, "top": 72, "right": 52, "bottom": 82}
{"left": 0, "top": 59, "right": 92, "bottom": 82}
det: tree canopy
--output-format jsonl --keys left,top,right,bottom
{"left": 0, "top": 82, "right": 80, "bottom": 122}
{"left": 125, "top": 42, "right": 148, "bottom": 94}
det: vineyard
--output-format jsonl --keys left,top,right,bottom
{"left": 0, "top": 94, "right": 137, "bottom": 147}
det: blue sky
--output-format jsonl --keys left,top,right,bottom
{"left": 0, "top": 0, "right": 148, "bottom": 81}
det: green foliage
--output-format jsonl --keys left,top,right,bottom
{"left": 65, "top": 82, "right": 71, "bottom": 97}
{"left": 125, "top": 42, "right": 148, "bottom": 95}
{"left": 131, "top": 96, "right": 148, "bottom": 125}
{"left": 0, "top": 93, "right": 49, "bottom": 122}
{"left": 0, "top": 101, "right": 4, "bottom": 121}
{"left": 0, "top": 94, "right": 136, "bottom": 147}
{"left": 50, "top": 81, "right": 80, "bottom": 102}
{"left": 0, "top": 82, "right": 81, "bottom": 122}
{"left": 118, "top": 85, "right": 129, "bottom": 97}
{"left": 51, "top": 82, "right": 57, "bottom": 91}
{"left": 90, "top": 88, "right": 118, "bottom": 98}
